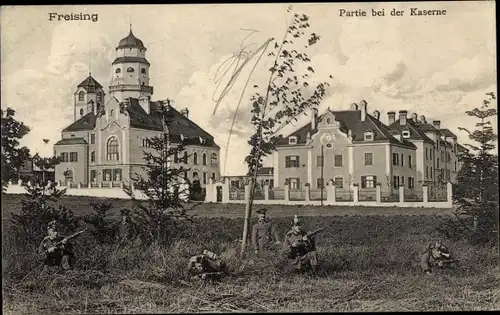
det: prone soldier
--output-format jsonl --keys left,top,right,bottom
{"left": 282, "top": 215, "right": 323, "bottom": 274}
{"left": 419, "top": 240, "right": 457, "bottom": 274}
{"left": 252, "top": 208, "right": 281, "bottom": 255}
{"left": 38, "top": 221, "right": 77, "bottom": 274}
{"left": 187, "top": 249, "right": 227, "bottom": 281}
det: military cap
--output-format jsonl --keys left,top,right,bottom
{"left": 256, "top": 208, "right": 268, "bottom": 215}
{"left": 292, "top": 215, "right": 301, "bottom": 226}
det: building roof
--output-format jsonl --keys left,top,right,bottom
{"left": 55, "top": 137, "right": 88, "bottom": 146}
{"left": 439, "top": 128, "right": 458, "bottom": 139}
{"left": 112, "top": 56, "right": 150, "bottom": 66}
{"left": 76, "top": 75, "right": 103, "bottom": 93}
{"left": 277, "top": 109, "right": 416, "bottom": 149}
{"left": 117, "top": 30, "right": 145, "bottom": 49}
{"left": 389, "top": 119, "right": 435, "bottom": 144}
{"left": 62, "top": 112, "right": 97, "bottom": 132}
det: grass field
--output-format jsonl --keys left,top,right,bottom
{"left": 2, "top": 193, "right": 499, "bottom": 313}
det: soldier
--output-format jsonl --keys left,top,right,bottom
{"left": 282, "top": 215, "right": 319, "bottom": 274}
{"left": 187, "top": 249, "right": 227, "bottom": 281}
{"left": 252, "top": 208, "right": 281, "bottom": 255}
{"left": 116, "top": 209, "right": 131, "bottom": 244}
{"left": 419, "top": 240, "right": 456, "bottom": 274}
{"left": 38, "top": 220, "right": 75, "bottom": 274}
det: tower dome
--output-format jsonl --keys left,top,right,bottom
{"left": 117, "top": 30, "right": 145, "bottom": 49}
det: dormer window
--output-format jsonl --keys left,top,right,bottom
{"left": 289, "top": 136, "right": 298, "bottom": 145}
{"left": 199, "top": 137, "right": 206, "bottom": 144}
{"left": 180, "top": 134, "right": 185, "bottom": 141}
{"left": 96, "top": 93, "right": 102, "bottom": 102}
{"left": 402, "top": 130, "right": 410, "bottom": 138}
{"left": 127, "top": 67, "right": 134, "bottom": 73}
{"left": 326, "top": 118, "right": 331, "bottom": 124}
{"left": 364, "top": 130, "right": 374, "bottom": 141}
{"left": 141, "top": 68, "right": 146, "bottom": 74}
{"left": 115, "top": 68, "right": 121, "bottom": 74}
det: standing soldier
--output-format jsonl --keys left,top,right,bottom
{"left": 419, "top": 240, "right": 456, "bottom": 274}
{"left": 187, "top": 249, "right": 227, "bottom": 281}
{"left": 116, "top": 209, "right": 131, "bottom": 245}
{"left": 252, "top": 208, "right": 281, "bottom": 255}
{"left": 282, "top": 215, "right": 319, "bottom": 274}
{"left": 38, "top": 220, "right": 75, "bottom": 274}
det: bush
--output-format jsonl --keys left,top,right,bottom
{"left": 83, "top": 199, "right": 119, "bottom": 244}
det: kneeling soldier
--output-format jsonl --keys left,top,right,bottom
{"left": 187, "top": 250, "right": 227, "bottom": 281}
{"left": 419, "top": 240, "right": 457, "bottom": 274}
{"left": 282, "top": 215, "right": 319, "bottom": 274}
{"left": 38, "top": 221, "right": 75, "bottom": 274}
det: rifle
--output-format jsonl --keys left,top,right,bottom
{"left": 305, "top": 226, "right": 328, "bottom": 239}
{"left": 191, "top": 271, "right": 226, "bottom": 281}
{"left": 47, "top": 229, "right": 87, "bottom": 252}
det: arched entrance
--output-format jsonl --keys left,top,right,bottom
{"left": 64, "top": 170, "right": 73, "bottom": 186}
{"left": 216, "top": 186, "right": 223, "bottom": 202}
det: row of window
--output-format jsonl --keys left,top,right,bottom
{"left": 392, "top": 176, "right": 415, "bottom": 189}
{"left": 88, "top": 169, "right": 217, "bottom": 184}
{"left": 287, "top": 175, "right": 416, "bottom": 190}
{"left": 392, "top": 153, "right": 413, "bottom": 168}
{"left": 60, "top": 152, "right": 79, "bottom": 162}
{"left": 173, "top": 152, "right": 218, "bottom": 166}
{"left": 78, "top": 91, "right": 103, "bottom": 102}
{"left": 115, "top": 67, "right": 147, "bottom": 74}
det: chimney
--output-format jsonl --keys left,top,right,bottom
{"left": 139, "top": 96, "right": 150, "bottom": 115}
{"left": 387, "top": 111, "right": 396, "bottom": 125}
{"left": 372, "top": 110, "right": 380, "bottom": 120}
{"left": 420, "top": 115, "right": 427, "bottom": 123}
{"left": 350, "top": 103, "right": 358, "bottom": 110}
{"left": 399, "top": 110, "right": 408, "bottom": 126}
{"left": 359, "top": 100, "right": 367, "bottom": 122}
{"left": 306, "top": 131, "right": 311, "bottom": 141}
{"left": 411, "top": 113, "right": 418, "bottom": 122}
{"left": 180, "top": 108, "right": 189, "bottom": 118}
{"left": 433, "top": 120, "right": 441, "bottom": 130}
{"left": 311, "top": 107, "right": 318, "bottom": 130}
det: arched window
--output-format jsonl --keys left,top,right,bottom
{"left": 141, "top": 68, "right": 146, "bottom": 74}
{"left": 115, "top": 68, "right": 121, "bottom": 73}
{"left": 90, "top": 151, "right": 95, "bottom": 162}
{"left": 210, "top": 153, "right": 218, "bottom": 166}
{"left": 80, "top": 108, "right": 84, "bottom": 116}
{"left": 78, "top": 91, "right": 85, "bottom": 101}
{"left": 202, "top": 153, "right": 207, "bottom": 165}
{"left": 127, "top": 67, "right": 134, "bottom": 73}
{"left": 183, "top": 151, "right": 188, "bottom": 164}
{"left": 110, "top": 109, "right": 114, "bottom": 118}
{"left": 193, "top": 152, "right": 198, "bottom": 165}
{"left": 96, "top": 92, "right": 102, "bottom": 102}
{"left": 192, "top": 172, "right": 199, "bottom": 180}
{"left": 106, "top": 137, "right": 119, "bottom": 161}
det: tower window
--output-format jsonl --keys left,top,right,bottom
{"left": 80, "top": 108, "right": 84, "bottom": 116}
{"left": 96, "top": 93, "right": 102, "bottom": 102}
{"left": 127, "top": 67, "right": 135, "bottom": 73}
{"left": 78, "top": 91, "right": 85, "bottom": 101}
{"left": 115, "top": 68, "right": 121, "bottom": 73}
{"left": 141, "top": 68, "right": 146, "bottom": 74}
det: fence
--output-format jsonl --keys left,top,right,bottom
{"left": 205, "top": 179, "right": 453, "bottom": 208}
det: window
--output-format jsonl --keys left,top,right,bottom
{"left": 289, "top": 136, "right": 297, "bottom": 145}
{"left": 202, "top": 153, "right": 207, "bottom": 165}
{"left": 447, "top": 152, "right": 451, "bottom": 162}
{"left": 402, "top": 130, "right": 410, "bottom": 138}
{"left": 364, "top": 153, "right": 373, "bottom": 166}
{"left": 393, "top": 175, "right": 399, "bottom": 189}
{"left": 285, "top": 155, "right": 300, "bottom": 168}
{"left": 364, "top": 131, "right": 373, "bottom": 141}
{"left": 115, "top": 68, "right": 121, "bottom": 73}
{"left": 441, "top": 151, "right": 444, "bottom": 160}
{"left": 97, "top": 93, "right": 102, "bottom": 102}
{"left": 103, "top": 169, "right": 111, "bottom": 181}
{"left": 90, "top": 170, "right": 97, "bottom": 182}
{"left": 326, "top": 143, "right": 333, "bottom": 149}
{"left": 316, "top": 178, "right": 324, "bottom": 189}
{"left": 288, "top": 178, "right": 300, "bottom": 190}
{"left": 401, "top": 176, "right": 405, "bottom": 187}
{"left": 127, "top": 67, "right": 134, "bottom": 72}
{"left": 80, "top": 108, "right": 84, "bottom": 116}
{"left": 78, "top": 91, "right": 84, "bottom": 101}
{"left": 192, "top": 172, "right": 199, "bottom": 180}
{"left": 211, "top": 173, "right": 216, "bottom": 180}
{"left": 426, "top": 166, "right": 429, "bottom": 178}
{"left": 183, "top": 152, "right": 188, "bottom": 164}
{"left": 400, "top": 153, "right": 404, "bottom": 167}
{"left": 334, "top": 177, "right": 343, "bottom": 188}
{"left": 106, "top": 137, "right": 119, "bottom": 160}
{"left": 454, "top": 161, "right": 457, "bottom": 171}
{"left": 409, "top": 177, "right": 414, "bottom": 189}
{"left": 174, "top": 151, "right": 179, "bottom": 163}
{"left": 425, "top": 148, "right": 428, "bottom": 160}
{"left": 210, "top": 153, "right": 218, "bottom": 166}
{"left": 110, "top": 109, "right": 114, "bottom": 118}
{"left": 326, "top": 118, "right": 331, "bottom": 124}
{"left": 60, "top": 152, "right": 68, "bottom": 162}
{"left": 113, "top": 169, "right": 122, "bottom": 181}
{"left": 334, "top": 155, "right": 343, "bottom": 167}
{"left": 437, "top": 158, "right": 440, "bottom": 166}
{"left": 90, "top": 151, "right": 95, "bottom": 162}
{"left": 409, "top": 155, "right": 412, "bottom": 168}
{"left": 361, "top": 175, "right": 376, "bottom": 188}
{"left": 316, "top": 156, "right": 324, "bottom": 167}
{"left": 90, "top": 134, "right": 95, "bottom": 144}
{"left": 193, "top": 152, "right": 198, "bottom": 165}
{"left": 392, "top": 153, "right": 399, "bottom": 166}
{"left": 203, "top": 172, "right": 207, "bottom": 184}
{"left": 141, "top": 68, "right": 146, "bottom": 74}
{"left": 430, "top": 167, "right": 433, "bottom": 179}
{"left": 70, "top": 152, "right": 78, "bottom": 162}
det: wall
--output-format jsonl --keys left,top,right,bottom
{"left": 54, "top": 143, "right": 88, "bottom": 185}
{"left": 275, "top": 146, "right": 309, "bottom": 188}
{"left": 389, "top": 144, "right": 417, "bottom": 193}
{"left": 352, "top": 143, "right": 386, "bottom": 190}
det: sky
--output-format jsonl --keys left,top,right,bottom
{"left": 1, "top": 2, "right": 497, "bottom": 176}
